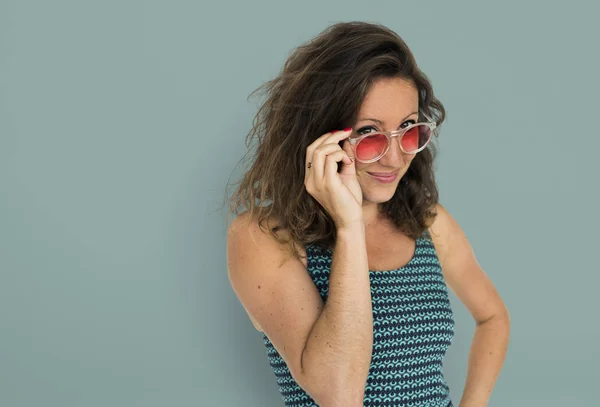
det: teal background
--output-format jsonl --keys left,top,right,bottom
{"left": 1, "top": 1, "right": 599, "bottom": 406}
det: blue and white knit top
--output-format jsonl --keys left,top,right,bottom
{"left": 262, "top": 230, "right": 456, "bottom": 407}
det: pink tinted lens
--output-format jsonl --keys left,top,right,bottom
{"left": 355, "top": 133, "right": 388, "bottom": 161}
{"left": 401, "top": 124, "right": 432, "bottom": 152}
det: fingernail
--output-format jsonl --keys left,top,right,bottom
{"left": 343, "top": 127, "right": 352, "bottom": 132}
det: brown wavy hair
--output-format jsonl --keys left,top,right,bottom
{"left": 225, "top": 21, "right": 446, "bottom": 261}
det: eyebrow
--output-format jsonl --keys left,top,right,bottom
{"left": 358, "top": 110, "right": 419, "bottom": 125}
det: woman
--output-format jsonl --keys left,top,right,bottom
{"left": 226, "top": 21, "right": 510, "bottom": 407}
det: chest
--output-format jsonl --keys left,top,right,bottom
{"left": 323, "top": 226, "right": 416, "bottom": 272}
{"left": 365, "top": 227, "right": 416, "bottom": 272}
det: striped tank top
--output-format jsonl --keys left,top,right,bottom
{"left": 262, "top": 230, "right": 455, "bottom": 407}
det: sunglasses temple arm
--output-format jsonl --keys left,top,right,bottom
{"left": 419, "top": 110, "right": 439, "bottom": 135}
{"left": 420, "top": 109, "right": 434, "bottom": 123}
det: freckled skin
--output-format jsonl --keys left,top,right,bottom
{"left": 348, "top": 77, "right": 420, "bottom": 223}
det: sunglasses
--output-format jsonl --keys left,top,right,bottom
{"left": 346, "top": 110, "right": 437, "bottom": 163}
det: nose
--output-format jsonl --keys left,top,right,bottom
{"left": 378, "top": 136, "right": 408, "bottom": 166}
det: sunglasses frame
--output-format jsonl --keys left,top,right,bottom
{"left": 346, "top": 109, "right": 438, "bottom": 163}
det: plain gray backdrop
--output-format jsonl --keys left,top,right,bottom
{"left": 1, "top": 1, "right": 599, "bottom": 406}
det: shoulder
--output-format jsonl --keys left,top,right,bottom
{"left": 227, "top": 211, "right": 308, "bottom": 268}
{"left": 226, "top": 212, "right": 309, "bottom": 332}
{"left": 427, "top": 203, "right": 509, "bottom": 323}
{"left": 425, "top": 203, "right": 457, "bottom": 264}
{"left": 426, "top": 202, "right": 476, "bottom": 272}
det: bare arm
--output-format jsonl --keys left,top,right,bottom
{"left": 301, "top": 222, "right": 373, "bottom": 406}
{"left": 429, "top": 204, "right": 510, "bottom": 407}
{"left": 227, "top": 215, "right": 372, "bottom": 406}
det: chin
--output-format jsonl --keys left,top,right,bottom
{"left": 363, "top": 189, "right": 397, "bottom": 204}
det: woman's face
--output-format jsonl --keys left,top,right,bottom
{"left": 344, "top": 77, "right": 420, "bottom": 206}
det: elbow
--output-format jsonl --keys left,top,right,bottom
{"left": 295, "top": 346, "right": 369, "bottom": 406}
{"left": 497, "top": 306, "right": 511, "bottom": 328}
{"left": 476, "top": 305, "right": 511, "bottom": 327}
{"left": 303, "top": 381, "right": 364, "bottom": 407}
{"left": 293, "top": 366, "right": 366, "bottom": 407}
{"left": 316, "top": 385, "right": 365, "bottom": 407}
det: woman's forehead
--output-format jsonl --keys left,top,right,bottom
{"left": 357, "top": 78, "right": 419, "bottom": 123}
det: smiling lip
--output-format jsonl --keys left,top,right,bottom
{"left": 368, "top": 171, "right": 399, "bottom": 176}
{"left": 367, "top": 171, "right": 399, "bottom": 183}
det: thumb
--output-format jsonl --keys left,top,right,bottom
{"left": 339, "top": 139, "right": 356, "bottom": 175}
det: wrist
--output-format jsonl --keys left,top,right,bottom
{"left": 335, "top": 220, "right": 366, "bottom": 237}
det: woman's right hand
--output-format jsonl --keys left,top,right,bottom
{"left": 304, "top": 128, "right": 364, "bottom": 229}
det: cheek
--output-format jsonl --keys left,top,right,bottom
{"left": 403, "top": 153, "right": 417, "bottom": 166}
{"left": 355, "top": 168, "right": 369, "bottom": 186}
{"left": 355, "top": 162, "right": 368, "bottom": 171}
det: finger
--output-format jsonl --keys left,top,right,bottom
{"left": 305, "top": 130, "right": 334, "bottom": 181}
{"left": 306, "top": 129, "right": 336, "bottom": 158}
{"left": 339, "top": 138, "right": 357, "bottom": 175}
{"left": 324, "top": 150, "right": 352, "bottom": 185}
{"left": 308, "top": 128, "right": 352, "bottom": 157}
{"left": 310, "top": 142, "right": 341, "bottom": 185}
{"left": 307, "top": 128, "right": 352, "bottom": 165}
{"left": 306, "top": 129, "right": 350, "bottom": 182}
{"left": 321, "top": 127, "right": 354, "bottom": 147}
{"left": 310, "top": 143, "right": 348, "bottom": 184}
{"left": 313, "top": 142, "right": 345, "bottom": 156}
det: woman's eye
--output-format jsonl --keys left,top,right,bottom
{"left": 358, "top": 120, "right": 416, "bottom": 134}
{"left": 357, "top": 126, "right": 377, "bottom": 135}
